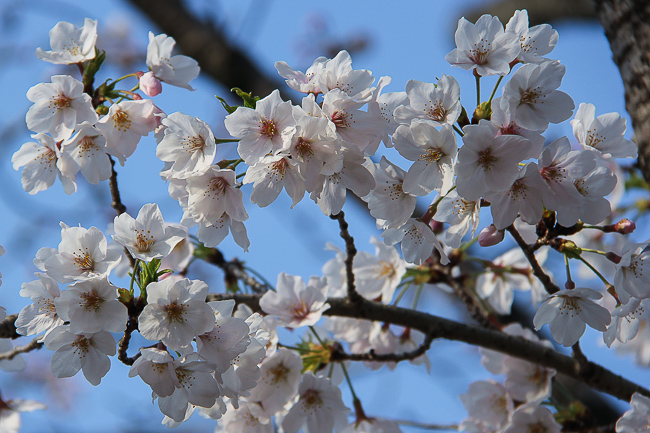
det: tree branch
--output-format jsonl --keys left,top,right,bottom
{"left": 0, "top": 337, "right": 43, "bottom": 361}
{"left": 0, "top": 315, "right": 20, "bottom": 339}
{"left": 507, "top": 225, "right": 560, "bottom": 294}
{"left": 330, "top": 211, "right": 362, "bottom": 304}
{"left": 330, "top": 333, "right": 434, "bottom": 363}
{"left": 208, "top": 292, "right": 649, "bottom": 402}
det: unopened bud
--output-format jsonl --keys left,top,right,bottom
{"left": 472, "top": 101, "right": 492, "bottom": 124}
{"left": 139, "top": 71, "right": 162, "bottom": 97}
{"left": 606, "top": 252, "right": 622, "bottom": 264}
{"left": 479, "top": 224, "right": 504, "bottom": 247}
{"left": 604, "top": 218, "right": 636, "bottom": 235}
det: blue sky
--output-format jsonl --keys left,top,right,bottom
{"left": 0, "top": 0, "right": 645, "bottom": 431}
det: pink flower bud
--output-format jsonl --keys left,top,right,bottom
{"left": 139, "top": 71, "right": 162, "bottom": 97}
{"left": 478, "top": 224, "right": 504, "bottom": 247}
{"left": 604, "top": 218, "right": 636, "bottom": 235}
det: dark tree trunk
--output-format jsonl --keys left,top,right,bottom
{"left": 595, "top": 0, "right": 650, "bottom": 183}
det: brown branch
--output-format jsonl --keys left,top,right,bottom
{"left": 0, "top": 315, "right": 20, "bottom": 339}
{"left": 330, "top": 333, "right": 434, "bottom": 363}
{"left": 330, "top": 212, "right": 362, "bottom": 304}
{"left": 0, "top": 337, "right": 43, "bottom": 360}
{"left": 201, "top": 248, "right": 268, "bottom": 293}
{"left": 108, "top": 155, "right": 127, "bottom": 216}
{"left": 208, "top": 292, "right": 649, "bottom": 402}
{"left": 506, "top": 224, "right": 560, "bottom": 294}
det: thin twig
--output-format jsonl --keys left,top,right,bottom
{"left": 506, "top": 225, "right": 560, "bottom": 294}
{"left": 201, "top": 248, "right": 268, "bottom": 293}
{"left": 330, "top": 211, "right": 362, "bottom": 304}
{"left": 0, "top": 338, "right": 43, "bottom": 360}
{"left": 330, "top": 333, "right": 434, "bottom": 363}
{"left": 108, "top": 155, "right": 127, "bottom": 216}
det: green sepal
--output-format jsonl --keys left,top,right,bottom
{"left": 82, "top": 48, "right": 105, "bottom": 87}
{"left": 117, "top": 288, "right": 133, "bottom": 304}
{"left": 215, "top": 95, "right": 239, "bottom": 114}
{"left": 231, "top": 88, "right": 259, "bottom": 108}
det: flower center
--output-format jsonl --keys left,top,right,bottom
{"left": 295, "top": 137, "right": 313, "bottom": 159}
{"left": 51, "top": 94, "right": 72, "bottom": 109}
{"left": 290, "top": 300, "right": 310, "bottom": 321}
{"left": 268, "top": 363, "right": 290, "bottom": 386}
{"left": 72, "top": 336, "right": 90, "bottom": 355}
{"left": 259, "top": 118, "right": 278, "bottom": 138}
{"left": 420, "top": 148, "right": 443, "bottom": 163}
{"left": 113, "top": 110, "right": 131, "bottom": 132}
{"left": 81, "top": 290, "right": 104, "bottom": 311}
{"left": 135, "top": 229, "right": 155, "bottom": 252}
{"left": 73, "top": 249, "right": 94, "bottom": 271}
{"left": 478, "top": 148, "right": 497, "bottom": 170}
{"left": 302, "top": 389, "right": 323, "bottom": 408}
{"left": 164, "top": 302, "right": 186, "bottom": 323}
{"left": 330, "top": 110, "right": 350, "bottom": 128}
{"left": 183, "top": 135, "right": 206, "bottom": 152}
{"left": 520, "top": 87, "right": 542, "bottom": 105}
{"left": 425, "top": 101, "right": 447, "bottom": 123}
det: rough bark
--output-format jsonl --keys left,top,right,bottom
{"left": 595, "top": 0, "right": 650, "bottom": 184}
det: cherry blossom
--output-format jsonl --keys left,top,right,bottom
{"left": 248, "top": 347, "right": 302, "bottom": 414}
{"left": 138, "top": 278, "right": 215, "bottom": 349}
{"left": 460, "top": 380, "right": 514, "bottom": 430}
{"left": 224, "top": 90, "right": 295, "bottom": 165}
{"left": 96, "top": 99, "right": 158, "bottom": 164}
{"left": 435, "top": 190, "right": 481, "bottom": 249}
{"left": 0, "top": 395, "right": 46, "bottom": 433}
{"left": 157, "top": 112, "right": 217, "bottom": 179}
{"left": 146, "top": 32, "right": 200, "bottom": 90}
{"left": 12, "top": 133, "right": 77, "bottom": 195}
{"left": 39, "top": 223, "right": 121, "bottom": 284}
{"left": 259, "top": 273, "right": 329, "bottom": 328}
{"left": 392, "top": 122, "right": 457, "bottom": 196}
{"left": 393, "top": 75, "right": 462, "bottom": 126}
{"left": 15, "top": 273, "right": 64, "bottom": 338}
{"left": 571, "top": 102, "right": 637, "bottom": 159}
{"left": 44, "top": 325, "right": 116, "bottom": 385}
{"left": 54, "top": 276, "right": 127, "bottom": 334}
{"left": 617, "top": 392, "right": 650, "bottom": 433}
{"left": 365, "top": 156, "right": 417, "bottom": 229}
{"left": 35, "top": 18, "right": 97, "bottom": 64}
{"left": 244, "top": 153, "right": 305, "bottom": 208}
{"left": 282, "top": 372, "right": 349, "bottom": 433}
{"left": 113, "top": 203, "right": 186, "bottom": 261}
{"left": 382, "top": 218, "right": 449, "bottom": 265}
{"left": 25, "top": 75, "right": 96, "bottom": 141}
{"left": 505, "top": 10, "right": 559, "bottom": 64}
{"left": 533, "top": 287, "right": 611, "bottom": 347}
{"left": 502, "top": 61, "right": 574, "bottom": 131}
{"left": 502, "top": 404, "right": 561, "bottom": 433}
{"left": 58, "top": 122, "right": 112, "bottom": 184}
{"left": 456, "top": 120, "right": 532, "bottom": 201}
{"left": 186, "top": 167, "right": 248, "bottom": 223}
{"left": 445, "top": 14, "right": 520, "bottom": 76}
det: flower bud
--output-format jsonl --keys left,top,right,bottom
{"left": 603, "top": 218, "right": 636, "bottom": 234}
{"left": 479, "top": 224, "right": 504, "bottom": 247}
{"left": 139, "top": 71, "right": 162, "bottom": 97}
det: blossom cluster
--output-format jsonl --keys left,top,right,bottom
{"left": 3, "top": 9, "right": 650, "bottom": 433}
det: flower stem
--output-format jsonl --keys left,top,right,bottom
{"left": 339, "top": 360, "right": 360, "bottom": 402}
{"left": 576, "top": 255, "right": 612, "bottom": 287}
{"left": 487, "top": 76, "right": 504, "bottom": 104}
